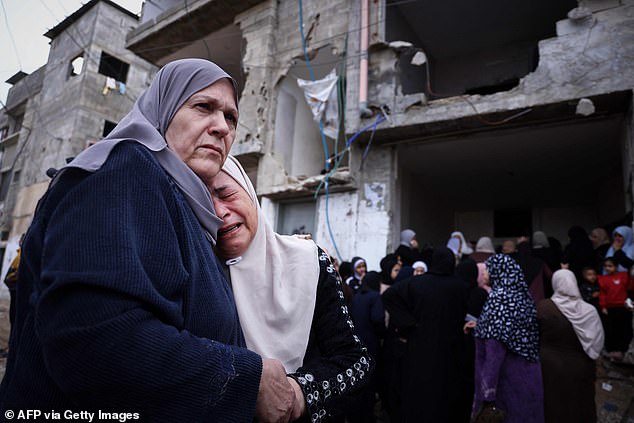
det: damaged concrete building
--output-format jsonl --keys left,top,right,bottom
{"left": 127, "top": 0, "right": 634, "bottom": 268}
{"left": 0, "top": 0, "right": 156, "bottom": 272}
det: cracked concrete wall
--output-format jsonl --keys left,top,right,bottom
{"left": 340, "top": 0, "right": 634, "bottom": 250}
{"left": 230, "top": 0, "right": 634, "bottom": 262}
{"left": 233, "top": 0, "right": 396, "bottom": 261}
{"left": 0, "top": 1, "right": 156, "bottom": 240}
{"left": 357, "top": 1, "right": 634, "bottom": 132}
{"left": 231, "top": 0, "right": 400, "bottom": 263}
{"left": 234, "top": 0, "right": 349, "bottom": 190}
{"left": 313, "top": 144, "right": 396, "bottom": 267}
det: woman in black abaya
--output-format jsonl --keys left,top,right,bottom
{"left": 383, "top": 248, "right": 468, "bottom": 422}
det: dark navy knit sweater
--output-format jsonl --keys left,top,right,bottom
{"left": 0, "top": 143, "right": 262, "bottom": 421}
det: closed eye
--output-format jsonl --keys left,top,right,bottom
{"left": 220, "top": 191, "right": 237, "bottom": 200}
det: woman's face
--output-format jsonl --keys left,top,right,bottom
{"left": 355, "top": 262, "right": 367, "bottom": 278}
{"left": 165, "top": 79, "right": 238, "bottom": 185}
{"left": 614, "top": 232, "right": 625, "bottom": 247}
{"left": 209, "top": 171, "right": 258, "bottom": 259}
{"left": 413, "top": 267, "right": 425, "bottom": 276}
{"left": 590, "top": 229, "right": 603, "bottom": 248}
{"left": 390, "top": 263, "right": 401, "bottom": 281}
{"left": 478, "top": 267, "right": 490, "bottom": 288}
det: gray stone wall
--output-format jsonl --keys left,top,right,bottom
{"left": 234, "top": 0, "right": 350, "bottom": 190}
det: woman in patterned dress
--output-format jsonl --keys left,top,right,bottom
{"left": 472, "top": 254, "right": 544, "bottom": 423}
{"left": 208, "top": 156, "right": 373, "bottom": 423}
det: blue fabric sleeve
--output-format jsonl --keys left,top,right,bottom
{"left": 33, "top": 146, "right": 261, "bottom": 422}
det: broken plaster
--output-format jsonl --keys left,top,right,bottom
{"left": 267, "top": 169, "right": 354, "bottom": 197}
{"left": 364, "top": 182, "right": 386, "bottom": 211}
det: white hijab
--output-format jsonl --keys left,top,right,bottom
{"left": 551, "top": 269, "right": 605, "bottom": 359}
{"left": 220, "top": 156, "right": 320, "bottom": 372}
{"left": 449, "top": 231, "right": 473, "bottom": 257}
{"left": 475, "top": 237, "right": 495, "bottom": 253}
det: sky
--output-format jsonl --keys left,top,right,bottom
{"left": 0, "top": 0, "right": 144, "bottom": 105}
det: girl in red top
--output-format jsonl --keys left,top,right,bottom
{"left": 598, "top": 257, "right": 634, "bottom": 360}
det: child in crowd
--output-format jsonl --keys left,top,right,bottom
{"left": 580, "top": 266, "right": 601, "bottom": 311}
{"left": 598, "top": 257, "right": 634, "bottom": 361}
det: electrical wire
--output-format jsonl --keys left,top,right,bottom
{"left": 360, "top": 112, "right": 385, "bottom": 168}
{"left": 299, "top": 0, "right": 316, "bottom": 82}
{"left": 31, "top": 1, "right": 150, "bottom": 112}
{"left": 299, "top": 0, "right": 344, "bottom": 261}
{"left": 129, "top": 10, "right": 386, "bottom": 65}
{"left": 183, "top": 0, "right": 212, "bottom": 61}
{"left": 1, "top": 0, "right": 23, "bottom": 70}
{"left": 324, "top": 179, "right": 343, "bottom": 261}
{"left": 0, "top": 0, "right": 142, "bottom": 188}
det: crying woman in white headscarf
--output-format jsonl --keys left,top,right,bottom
{"left": 208, "top": 155, "right": 373, "bottom": 421}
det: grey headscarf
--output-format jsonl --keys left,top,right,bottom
{"left": 532, "top": 231, "right": 550, "bottom": 249}
{"left": 400, "top": 229, "right": 416, "bottom": 247}
{"left": 56, "top": 58, "right": 237, "bottom": 242}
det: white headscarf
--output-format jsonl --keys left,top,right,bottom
{"left": 551, "top": 269, "right": 605, "bottom": 360}
{"left": 219, "top": 156, "right": 320, "bottom": 372}
{"left": 475, "top": 237, "right": 495, "bottom": 254}
{"left": 449, "top": 231, "right": 473, "bottom": 257}
{"left": 412, "top": 261, "right": 428, "bottom": 273}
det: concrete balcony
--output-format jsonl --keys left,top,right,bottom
{"left": 126, "top": 0, "right": 266, "bottom": 64}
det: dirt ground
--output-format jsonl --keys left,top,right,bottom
{"left": 597, "top": 357, "right": 634, "bottom": 422}
{"left": 0, "top": 296, "right": 632, "bottom": 422}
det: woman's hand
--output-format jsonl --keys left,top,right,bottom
{"left": 287, "top": 377, "right": 306, "bottom": 420}
{"left": 613, "top": 236, "right": 625, "bottom": 252}
{"left": 256, "top": 359, "right": 295, "bottom": 423}
{"left": 464, "top": 320, "right": 477, "bottom": 334}
{"left": 602, "top": 307, "right": 609, "bottom": 315}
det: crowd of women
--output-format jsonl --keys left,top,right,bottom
{"left": 0, "top": 56, "right": 626, "bottom": 423}
{"left": 340, "top": 226, "right": 630, "bottom": 422}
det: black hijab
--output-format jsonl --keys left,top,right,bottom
{"left": 456, "top": 259, "right": 478, "bottom": 289}
{"left": 563, "top": 226, "right": 595, "bottom": 278}
{"left": 380, "top": 253, "right": 399, "bottom": 285}
{"left": 456, "top": 259, "right": 488, "bottom": 318}
{"left": 395, "top": 266, "right": 414, "bottom": 283}
{"left": 362, "top": 271, "right": 382, "bottom": 293}
{"left": 514, "top": 241, "right": 544, "bottom": 284}
{"left": 339, "top": 261, "right": 353, "bottom": 281}
{"left": 429, "top": 247, "right": 456, "bottom": 275}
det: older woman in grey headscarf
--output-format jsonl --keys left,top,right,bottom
{"left": 0, "top": 59, "right": 291, "bottom": 423}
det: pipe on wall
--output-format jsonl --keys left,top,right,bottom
{"left": 359, "top": 0, "right": 372, "bottom": 118}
